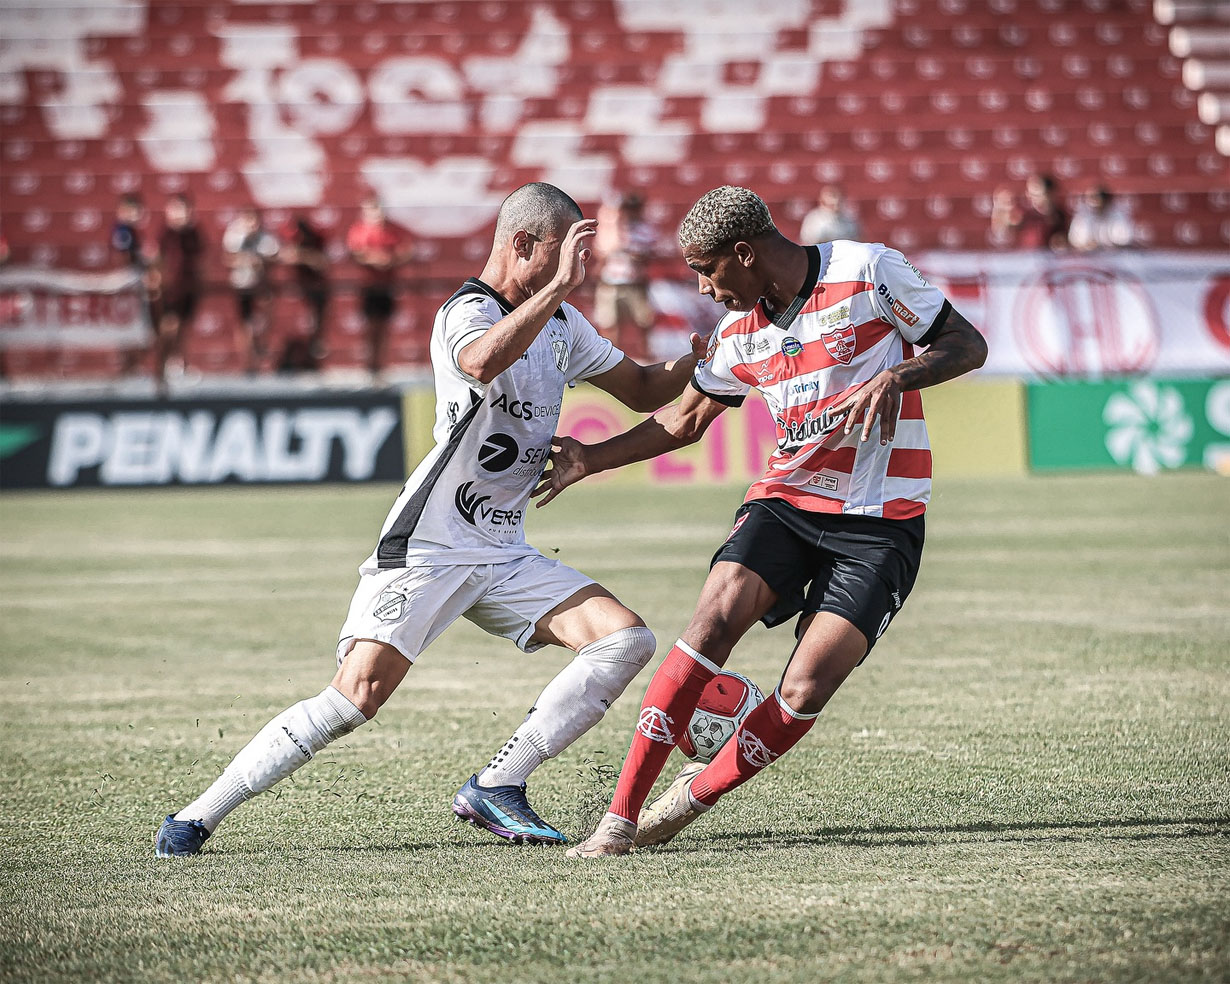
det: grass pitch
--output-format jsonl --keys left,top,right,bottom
{"left": 1, "top": 473, "right": 1227, "bottom": 984}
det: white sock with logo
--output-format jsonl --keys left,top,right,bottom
{"left": 478, "top": 626, "right": 656, "bottom": 789}
{"left": 174, "top": 686, "right": 367, "bottom": 833}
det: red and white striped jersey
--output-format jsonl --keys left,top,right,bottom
{"left": 693, "top": 241, "right": 952, "bottom": 520}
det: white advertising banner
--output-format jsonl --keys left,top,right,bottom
{"left": 914, "top": 250, "right": 1230, "bottom": 379}
{"left": 649, "top": 251, "right": 1230, "bottom": 380}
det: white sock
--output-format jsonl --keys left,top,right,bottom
{"left": 175, "top": 686, "right": 366, "bottom": 833}
{"left": 479, "top": 626, "right": 656, "bottom": 788}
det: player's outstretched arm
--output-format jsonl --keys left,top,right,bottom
{"left": 586, "top": 331, "right": 710, "bottom": 412}
{"left": 832, "top": 306, "right": 988, "bottom": 445}
{"left": 458, "top": 219, "right": 598, "bottom": 384}
{"left": 532, "top": 385, "right": 727, "bottom": 506}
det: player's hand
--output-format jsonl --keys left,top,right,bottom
{"left": 532, "top": 436, "right": 590, "bottom": 507}
{"left": 664, "top": 331, "right": 711, "bottom": 372}
{"left": 689, "top": 330, "right": 710, "bottom": 363}
{"left": 833, "top": 369, "right": 904, "bottom": 445}
{"left": 553, "top": 219, "right": 598, "bottom": 293}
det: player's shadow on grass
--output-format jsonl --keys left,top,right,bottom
{"left": 689, "top": 815, "right": 1229, "bottom": 851}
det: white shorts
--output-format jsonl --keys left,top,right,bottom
{"left": 336, "top": 552, "right": 596, "bottom": 664}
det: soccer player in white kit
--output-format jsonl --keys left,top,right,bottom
{"left": 532, "top": 186, "right": 988, "bottom": 856}
{"left": 155, "top": 183, "right": 704, "bottom": 855}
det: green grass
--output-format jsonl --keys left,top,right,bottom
{"left": 1, "top": 474, "right": 1227, "bottom": 984}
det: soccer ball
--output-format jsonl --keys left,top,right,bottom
{"left": 677, "top": 670, "right": 765, "bottom": 764}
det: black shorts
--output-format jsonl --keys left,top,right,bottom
{"left": 361, "top": 285, "right": 395, "bottom": 320}
{"left": 710, "top": 499, "right": 925, "bottom": 659}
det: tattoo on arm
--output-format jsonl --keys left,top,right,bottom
{"left": 891, "top": 308, "right": 988, "bottom": 391}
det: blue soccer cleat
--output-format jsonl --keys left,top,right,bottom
{"left": 154, "top": 814, "right": 211, "bottom": 858}
{"left": 451, "top": 775, "right": 567, "bottom": 845}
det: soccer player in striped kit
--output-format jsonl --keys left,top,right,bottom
{"left": 533, "top": 186, "right": 988, "bottom": 855}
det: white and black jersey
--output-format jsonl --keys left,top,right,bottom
{"left": 364, "top": 279, "right": 622, "bottom": 570}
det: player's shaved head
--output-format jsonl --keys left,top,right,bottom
{"left": 678, "top": 185, "right": 776, "bottom": 254}
{"left": 494, "top": 182, "right": 583, "bottom": 245}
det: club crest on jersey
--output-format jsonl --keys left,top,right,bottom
{"left": 547, "top": 323, "right": 570, "bottom": 373}
{"left": 781, "top": 336, "right": 803, "bottom": 357}
{"left": 373, "top": 589, "right": 406, "bottom": 622}
{"left": 637, "top": 706, "right": 675, "bottom": 744}
{"left": 822, "top": 325, "right": 857, "bottom": 364}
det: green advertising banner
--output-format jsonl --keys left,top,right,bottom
{"left": 1028, "top": 378, "right": 1230, "bottom": 474}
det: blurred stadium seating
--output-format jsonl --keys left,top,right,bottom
{"left": 1, "top": 0, "right": 1227, "bottom": 379}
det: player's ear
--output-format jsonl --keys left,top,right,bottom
{"left": 733, "top": 241, "right": 755, "bottom": 267}
{"left": 512, "top": 230, "right": 533, "bottom": 259}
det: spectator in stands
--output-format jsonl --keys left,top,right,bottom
{"left": 280, "top": 214, "right": 331, "bottom": 370}
{"left": 347, "top": 198, "right": 408, "bottom": 378}
{"left": 110, "top": 194, "right": 146, "bottom": 270}
{"left": 988, "top": 186, "right": 1018, "bottom": 249}
{"left": 799, "top": 185, "right": 861, "bottom": 244}
{"left": 594, "top": 191, "right": 658, "bottom": 362}
{"left": 223, "top": 207, "right": 280, "bottom": 373}
{"left": 1069, "top": 185, "right": 1134, "bottom": 252}
{"left": 110, "top": 193, "right": 158, "bottom": 375}
{"left": 150, "top": 194, "right": 204, "bottom": 391}
{"left": 1013, "top": 173, "right": 1070, "bottom": 250}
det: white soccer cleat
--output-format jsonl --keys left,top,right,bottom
{"left": 634, "top": 761, "right": 708, "bottom": 847}
{"left": 565, "top": 813, "right": 637, "bottom": 858}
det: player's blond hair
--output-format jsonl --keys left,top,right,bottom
{"left": 678, "top": 186, "right": 776, "bottom": 254}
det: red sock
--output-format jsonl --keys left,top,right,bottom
{"left": 608, "top": 641, "right": 717, "bottom": 823}
{"left": 689, "top": 690, "right": 818, "bottom": 807}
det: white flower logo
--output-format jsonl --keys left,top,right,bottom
{"left": 1103, "top": 382, "right": 1193, "bottom": 474}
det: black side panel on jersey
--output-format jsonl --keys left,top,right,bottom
{"left": 376, "top": 390, "right": 482, "bottom": 568}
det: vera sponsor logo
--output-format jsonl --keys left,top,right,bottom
{"left": 44, "top": 407, "right": 397, "bottom": 486}
{"left": 454, "top": 481, "right": 523, "bottom": 528}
